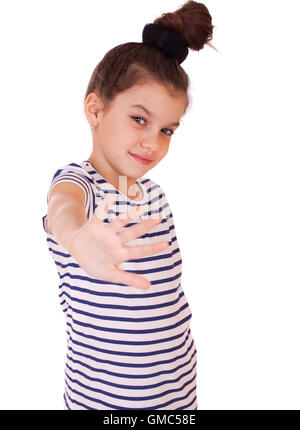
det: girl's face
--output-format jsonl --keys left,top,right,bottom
{"left": 85, "top": 81, "right": 187, "bottom": 194}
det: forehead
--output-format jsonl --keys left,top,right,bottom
{"left": 115, "top": 81, "right": 186, "bottom": 116}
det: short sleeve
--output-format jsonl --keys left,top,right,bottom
{"left": 46, "top": 163, "right": 95, "bottom": 219}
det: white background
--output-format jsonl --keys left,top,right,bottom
{"left": 0, "top": 0, "right": 299, "bottom": 410}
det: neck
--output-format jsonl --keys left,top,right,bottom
{"left": 87, "top": 153, "right": 143, "bottom": 201}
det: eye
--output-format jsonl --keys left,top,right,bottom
{"left": 131, "top": 116, "right": 175, "bottom": 136}
{"left": 131, "top": 116, "right": 146, "bottom": 125}
{"left": 162, "top": 128, "right": 174, "bottom": 136}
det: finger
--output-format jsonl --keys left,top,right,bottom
{"left": 109, "top": 206, "right": 146, "bottom": 233}
{"left": 123, "top": 205, "right": 146, "bottom": 220}
{"left": 125, "top": 240, "right": 169, "bottom": 260}
{"left": 109, "top": 215, "right": 135, "bottom": 233}
{"left": 108, "top": 266, "right": 151, "bottom": 290}
{"left": 118, "top": 216, "right": 163, "bottom": 244}
{"left": 94, "top": 195, "right": 116, "bottom": 222}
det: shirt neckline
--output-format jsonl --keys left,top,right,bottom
{"left": 82, "top": 160, "right": 148, "bottom": 205}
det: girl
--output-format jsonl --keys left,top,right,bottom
{"left": 42, "top": 0, "right": 215, "bottom": 410}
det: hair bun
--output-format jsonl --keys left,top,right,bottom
{"left": 154, "top": 1, "right": 215, "bottom": 52}
{"left": 142, "top": 23, "right": 189, "bottom": 65}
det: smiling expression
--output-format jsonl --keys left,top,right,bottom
{"left": 84, "top": 81, "right": 187, "bottom": 197}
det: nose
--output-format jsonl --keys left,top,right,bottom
{"left": 139, "top": 133, "right": 160, "bottom": 155}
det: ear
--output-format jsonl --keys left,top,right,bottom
{"left": 84, "top": 92, "right": 103, "bottom": 129}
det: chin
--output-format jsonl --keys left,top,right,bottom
{"left": 116, "top": 163, "right": 139, "bottom": 179}
{"left": 124, "top": 168, "right": 143, "bottom": 179}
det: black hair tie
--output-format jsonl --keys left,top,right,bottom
{"left": 142, "top": 23, "right": 189, "bottom": 65}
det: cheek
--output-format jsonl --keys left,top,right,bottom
{"left": 118, "top": 124, "right": 137, "bottom": 150}
{"left": 161, "top": 142, "right": 170, "bottom": 157}
{"left": 154, "top": 146, "right": 169, "bottom": 164}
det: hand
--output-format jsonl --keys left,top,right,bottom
{"left": 69, "top": 194, "right": 169, "bottom": 290}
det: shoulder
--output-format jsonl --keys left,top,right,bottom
{"left": 48, "top": 161, "right": 96, "bottom": 196}
{"left": 47, "top": 161, "right": 97, "bottom": 210}
{"left": 50, "top": 162, "right": 96, "bottom": 189}
{"left": 52, "top": 161, "right": 91, "bottom": 179}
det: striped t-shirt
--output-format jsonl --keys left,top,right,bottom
{"left": 42, "top": 160, "right": 198, "bottom": 410}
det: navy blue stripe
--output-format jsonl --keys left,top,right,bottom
{"left": 63, "top": 392, "right": 71, "bottom": 410}
{"left": 93, "top": 178, "right": 159, "bottom": 195}
{"left": 67, "top": 326, "right": 191, "bottom": 358}
{"left": 68, "top": 162, "right": 84, "bottom": 168}
{"left": 54, "top": 256, "right": 181, "bottom": 276}
{"left": 64, "top": 377, "right": 196, "bottom": 410}
{"left": 58, "top": 269, "right": 181, "bottom": 287}
{"left": 177, "top": 394, "right": 197, "bottom": 410}
{"left": 120, "top": 246, "right": 180, "bottom": 263}
{"left": 67, "top": 338, "right": 196, "bottom": 369}
{"left": 47, "top": 244, "right": 178, "bottom": 260}
{"left": 60, "top": 290, "right": 185, "bottom": 311}
{"left": 95, "top": 191, "right": 154, "bottom": 208}
{"left": 124, "top": 258, "right": 181, "bottom": 275}
{"left": 65, "top": 360, "right": 196, "bottom": 392}
{"left": 65, "top": 370, "right": 197, "bottom": 403}
{"left": 46, "top": 237, "right": 57, "bottom": 245}
{"left": 65, "top": 322, "right": 190, "bottom": 347}
{"left": 66, "top": 311, "right": 191, "bottom": 335}
{"left": 65, "top": 358, "right": 196, "bottom": 391}
{"left": 64, "top": 386, "right": 197, "bottom": 410}
{"left": 165, "top": 212, "right": 173, "bottom": 222}
{"left": 53, "top": 168, "right": 63, "bottom": 179}
{"left": 58, "top": 281, "right": 182, "bottom": 299}
{"left": 50, "top": 245, "right": 180, "bottom": 265}
{"left": 139, "top": 178, "right": 151, "bottom": 185}
{"left": 142, "top": 206, "right": 166, "bottom": 218}
{"left": 99, "top": 204, "right": 167, "bottom": 220}
{"left": 66, "top": 347, "right": 196, "bottom": 380}
{"left": 47, "top": 248, "right": 71, "bottom": 258}
{"left": 56, "top": 261, "right": 79, "bottom": 270}
{"left": 146, "top": 184, "right": 161, "bottom": 194}
{"left": 65, "top": 382, "right": 114, "bottom": 409}
{"left": 65, "top": 389, "right": 96, "bottom": 410}
{"left": 66, "top": 301, "right": 189, "bottom": 324}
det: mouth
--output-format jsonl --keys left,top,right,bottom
{"left": 128, "top": 152, "right": 153, "bottom": 165}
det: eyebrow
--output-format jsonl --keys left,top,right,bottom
{"left": 130, "top": 104, "right": 180, "bottom": 127}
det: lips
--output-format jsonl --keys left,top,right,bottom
{"left": 129, "top": 152, "right": 153, "bottom": 165}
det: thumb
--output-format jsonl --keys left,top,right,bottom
{"left": 94, "top": 194, "right": 116, "bottom": 222}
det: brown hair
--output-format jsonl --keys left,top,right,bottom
{"left": 84, "top": 1, "right": 215, "bottom": 115}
